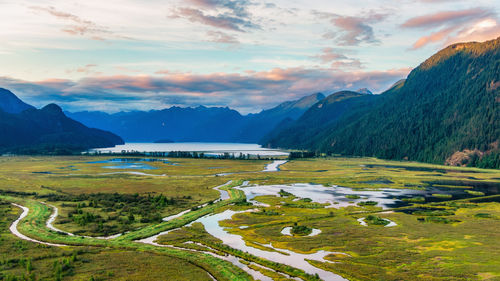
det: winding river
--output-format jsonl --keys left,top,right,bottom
{"left": 9, "top": 203, "right": 65, "bottom": 247}
{"left": 190, "top": 209, "right": 348, "bottom": 281}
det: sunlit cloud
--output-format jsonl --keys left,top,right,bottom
{"left": 0, "top": 0, "right": 499, "bottom": 114}
{"left": 29, "top": 6, "right": 129, "bottom": 41}
{"left": 312, "top": 48, "right": 363, "bottom": 69}
{"left": 0, "top": 67, "right": 410, "bottom": 113}
{"left": 206, "top": 30, "right": 239, "bottom": 44}
{"left": 401, "top": 8, "right": 500, "bottom": 49}
{"left": 314, "top": 10, "right": 388, "bottom": 46}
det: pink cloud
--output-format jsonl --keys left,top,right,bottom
{"left": 402, "top": 8, "right": 500, "bottom": 49}
{"left": 30, "top": 6, "right": 127, "bottom": 41}
{"left": 206, "top": 30, "right": 239, "bottom": 44}
{"left": 312, "top": 48, "right": 363, "bottom": 69}
{"left": 0, "top": 67, "right": 410, "bottom": 113}
{"left": 401, "top": 8, "right": 491, "bottom": 29}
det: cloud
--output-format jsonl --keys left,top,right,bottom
{"left": 30, "top": 6, "right": 127, "bottom": 41}
{"left": 66, "top": 64, "right": 99, "bottom": 75}
{"left": 314, "top": 11, "right": 388, "bottom": 46}
{"left": 401, "top": 8, "right": 492, "bottom": 29}
{"left": 0, "top": 67, "right": 410, "bottom": 114}
{"left": 401, "top": 8, "right": 500, "bottom": 49}
{"left": 312, "top": 48, "right": 363, "bottom": 69}
{"left": 170, "top": 0, "right": 259, "bottom": 32}
{"left": 206, "top": 30, "right": 239, "bottom": 44}
{"left": 186, "top": 0, "right": 252, "bottom": 18}
{"left": 313, "top": 48, "right": 347, "bottom": 63}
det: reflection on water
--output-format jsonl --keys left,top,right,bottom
{"left": 192, "top": 210, "right": 348, "bottom": 281}
{"left": 88, "top": 158, "right": 170, "bottom": 170}
{"left": 236, "top": 183, "right": 493, "bottom": 209}
{"left": 263, "top": 160, "right": 288, "bottom": 172}
{"left": 89, "top": 142, "right": 289, "bottom": 156}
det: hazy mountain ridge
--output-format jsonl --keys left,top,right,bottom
{"left": 66, "top": 92, "right": 325, "bottom": 143}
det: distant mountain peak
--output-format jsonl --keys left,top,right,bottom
{"left": 41, "top": 103, "right": 64, "bottom": 115}
{"left": 274, "top": 92, "right": 325, "bottom": 111}
{"left": 356, "top": 88, "right": 373, "bottom": 95}
{"left": 295, "top": 92, "right": 326, "bottom": 107}
{"left": 0, "top": 88, "right": 35, "bottom": 114}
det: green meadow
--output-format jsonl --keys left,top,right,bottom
{"left": 0, "top": 156, "right": 499, "bottom": 280}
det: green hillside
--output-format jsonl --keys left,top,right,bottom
{"left": 263, "top": 37, "right": 500, "bottom": 168}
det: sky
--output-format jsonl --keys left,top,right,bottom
{"left": 0, "top": 0, "right": 499, "bottom": 114}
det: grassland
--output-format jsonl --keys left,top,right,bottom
{"left": 0, "top": 155, "right": 499, "bottom": 281}
{"left": 0, "top": 201, "right": 215, "bottom": 281}
{"left": 228, "top": 157, "right": 500, "bottom": 190}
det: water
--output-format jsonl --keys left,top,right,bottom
{"left": 99, "top": 171, "right": 166, "bottom": 176}
{"left": 89, "top": 142, "right": 289, "bottom": 156}
{"left": 263, "top": 160, "right": 288, "bottom": 172}
{"left": 88, "top": 158, "right": 164, "bottom": 170}
{"left": 9, "top": 203, "right": 65, "bottom": 247}
{"left": 235, "top": 183, "right": 488, "bottom": 209}
{"left": 191, "top": 210, "right": 348, "bottom": 281}
{"left": 137, "top": 233, "right": 272, "bottom": 281}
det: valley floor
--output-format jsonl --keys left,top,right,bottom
{"left": 0, "top": 156, "right": 499, "bottom": 281}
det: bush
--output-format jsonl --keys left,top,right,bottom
{"left": 357, "top": 201, "right": 378, "bottom": 206}
{"left": 365, "top": 215, "right": 390, "bottom": 226}
{"left": 291, "top": 225, "right": 313, "bottom": 236}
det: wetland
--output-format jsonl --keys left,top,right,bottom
{"left": 0, "top": 156, "right": 499, "bottom": 280}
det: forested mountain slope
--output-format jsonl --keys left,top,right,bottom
{"left": 0, "top": 90, "right": 124, "bottom": 154}
{"left": 263, "top": 37, "right": 500, "bottom": 168}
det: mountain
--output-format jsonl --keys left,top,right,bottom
{"left": 261, "top": 91, "right": 376, "bottom": 148}
{"left": 0, "top": 90, "right": 124, "bottom": 154}
{"left": 0, "top": 88, "right": 34, "bottom": 113}
{"left": 356, "top": 88, "right": 373, "bottom": 95}
{"left": 263, "top": 37, "right": 500, "bottom": 168}
{"left": 233, "top": 93, "right": 325, "bottom": 142}
{"left": 67, "top": 106, "right": 245, "bottom": 142}
{"left": 67, "top": 93, "right": 325, "bottom": 143}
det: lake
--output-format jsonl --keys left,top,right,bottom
{"left": 89, "top": 142, "right": 289, "bottom": 156}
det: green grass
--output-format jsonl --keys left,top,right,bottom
{"left": 0, "top": 203, "right": 217, "bottom": 281}
{"left": 432, "top": 194, "right": 453, "bottom": 199}
{"left": 156, "top": 222, "right": 321, "bottom": 281}
{"left": 0, "top": 194, "right": 253, "bottom": 281}
{"left": 0, "top": 156, "right": 499, "bottom": 281}
{"left": 465, "top": 190, "right": 486, "bottom": 196}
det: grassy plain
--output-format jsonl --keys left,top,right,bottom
{"left": 228, "top": 157, "right": 500, "bottom": 189}
{"left": 0, "top": 155, "right": 499, "bottom": 281}
{"left": 0, "top": 201, "right": 215, "bottom": 281}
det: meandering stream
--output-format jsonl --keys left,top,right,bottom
{"left": 191, "top": 209, "right": 348, "bottom": 281}
{"left": 9, "top": 203, "right": 65, "bottom": 247}
{"left": 263, "top": 160, "right": 288, "bottom": 172}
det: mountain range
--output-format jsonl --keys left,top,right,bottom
{"left": 262, "top": 37, "right": 500, "bottom": 169}
{"left": 65, "top": 92, "right": 326, "bottom": 143}
{"left": 0, "top": 89, "right": 123, "bottom": 154}
{"left": 1, "top": 37, "right": 498, "bottom": 167}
